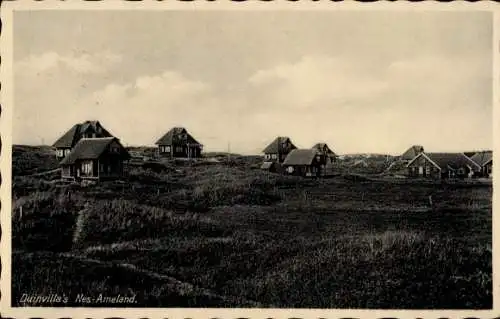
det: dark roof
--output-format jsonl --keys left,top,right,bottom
{"left": 81, "top": 120, "right": 99, "bottom": 133}
{"left": 401, "top": 145, "right": 424, "bottom": 160}
{"left": 312, "top": 143, "right": 337, "bottom": 157}
{"left": 262, "top": 137, "right": 297, "bottom": 154}
{"left": 470, "top": 151, "right": 493, "bottom": 166}
{"left": 52, "top": 120, "right": 113, "bottom": 148}
{"left": 60, "top": 137, "right": 130, "bottom": 165}
{"left": 155, "top": 127, "right": 202, "bottom": 146}
{"left": 409, "top": 152, "right": 482, "bottom": 172}
{"left": 283, "top": 149, "right": 318, "bottom": 166}
{"left": 52, "top": 124, "right": 80, "bottom": 148}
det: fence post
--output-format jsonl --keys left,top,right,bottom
{"left": 302, "top": 190, "right": 309, "bottom": 203}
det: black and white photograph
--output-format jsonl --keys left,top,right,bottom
{"left": 1, "top": 2, "right": 497, "bottom": 316}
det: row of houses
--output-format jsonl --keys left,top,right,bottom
{"left": 51, "top": 121, "right": 338, "bottom": 181}
{"left": 259, "top": 139, "right": 493, "bottom": 179}
{"left": 260, "top": 136, "right": 338, "bottom": 177}
{"left": 401, "top": 145, "right": 492, "bottom": 179}
{"left": 52, "top": 121, "right": 203, "bottom": 181}
{"left": 50, "top": 120, "right": 492, "bottom": 181}
{"left": 53, "top": 121, "right": 203, "bottom": 162}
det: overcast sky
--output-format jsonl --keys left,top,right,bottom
{"left": 13, "top": 10, "right": 492, "bottom": 155}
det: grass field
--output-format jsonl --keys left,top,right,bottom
{"left": 11, "top": 145, "right": 492, "bottom": 309}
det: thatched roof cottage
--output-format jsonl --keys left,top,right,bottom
{"left": 155, "top": 127, "right": 203, "bottom": 159}
{"left": 311, "top": 143, "right": 337, "bottom": 164}
{"left": 262, "top": 137, "right": 297, "bottom": 163}
{"left": 282, "top": 149, "right": 322, "bottom": 177}
{"left": 60, "top": 137, "right": 130, "bottom": 181}
{"left": 52, "top": 120, "right": 113, "bottom": 160}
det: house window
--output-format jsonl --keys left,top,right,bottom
{"left": 62, "top": 166, "right": 71, "bottom": 176}
{"left": 458, "top": 168, "right": 465, "bottom": 175}
{"left": 82, "top": 162, "right": 93, "bottom": 175}
{"left": 271, "top": 154, "right": 278, "bottom": 160}
{"left": 426, "top": 166, "right": 431, "bottom": 176}
{"left": 56, "top": 149, "right": 64, "bottom": 157}
{"left": 264, "top": 154, "right": 270, "bottom": 160}
{"left": 176, "top": 146, "right": 183, "bottom": 153}
{"left": 159, "top": 146, "right": 169, "bottom": 153}
{"left": 111, "top": 146, "right": 120, "bottom": 153}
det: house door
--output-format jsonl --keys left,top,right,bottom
{"left": 418, "top": 166, "right": 424, "bottom": 176}
{"left": 77, "top": 168, "right": 81, "bottom": 177}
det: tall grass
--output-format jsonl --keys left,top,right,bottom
{"left": 77, "top": 199, "right": 227, "bottom": 247}
{"left": 12, "top": 145, "right": 59, "bottom": 176}
{"left": 227, "top": 231, "right": 491, "bottom": 309}
{"left": 12, "top": 251, "right": 260, "bottom": 307}
{"left": 12, "top": 190, "right": 85, "bottom": 251}
{"left": 10, "top": 148, "right": 493, "bottom": 309}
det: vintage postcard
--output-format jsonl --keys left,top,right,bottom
{"left": 1, "top": 1, "right": 499, "bottom": 318}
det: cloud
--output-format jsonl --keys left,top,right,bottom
{"left": 92, "top": 70, "right": 210, "bottom": 107}
{"left": 13, "top": 51, "right": 124, "bottom": 145}
{"left": 248, "top": 54, "right": 388, "bottom": 109}
{"left": 243, "top": 53, "right": 491, "bottom": 153}
{"left": 12, "top": 11, "right": 492, "bottom": 155}
{"left": 76, "top": 70, "right": 220, "bottom": 147}
{"left": 384, "top": 53, "right": 491, "bottom": 110}
{"left": 16, "top": 51, "right": 122, "bottom": 75}
{"left": 13, "top": 50, "right": 491, "bottom": 155}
